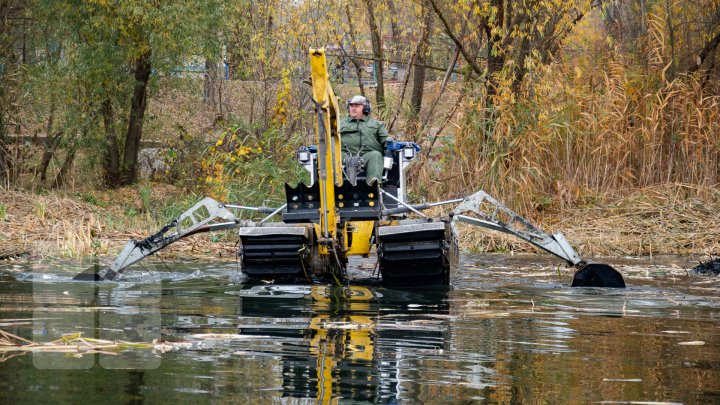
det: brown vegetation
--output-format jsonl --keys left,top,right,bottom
{"left": 0, "top": 185, "right": 236, "bottom": 260}
{"left": 1, "top": 181, "right": 718, "bottom": 261}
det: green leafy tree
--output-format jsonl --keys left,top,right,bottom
{"left": 38, "top": 0, "right": 224, "bottom": 187}
{"left": 0, "top": 0, "right": 29, "bottom": 181}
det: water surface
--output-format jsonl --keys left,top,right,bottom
{"left": 1, "top": 254, "right": 719, "bottom": 404}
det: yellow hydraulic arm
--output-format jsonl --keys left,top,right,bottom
{"left": 309, "top": 48, "right": 343, "bottom": 252}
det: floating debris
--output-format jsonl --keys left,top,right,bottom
{"left": 0, "top": 329, "right": 155, "bottom": 359}
{"left": 677, "top": 341, "right": 705, "bottom": 346}
{"left": 689, "top": 257, "right": 720, "bottom": 276}
{"left": 595, "top": 402, "right": 683, "bottom": 405}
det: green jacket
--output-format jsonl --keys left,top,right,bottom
{"left": 339, "top": 115, "right": 388, "bottom": 155}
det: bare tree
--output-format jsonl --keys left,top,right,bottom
{"left": 204, "top": 59, "right": 219, "bottom": 107}
{"left": 101, "top": 97, "right": 121, "bottom": 186}
{"left": 427, "top": 0, "right": 599, "bottom": 97}
{"left": 408, "top": 5, "right": 433, "bottom": 132}
{"left": 119, "top": 47, "right": 152, "bottom": 186}
{"left": 362, "top": 0, "right": 386, "bottom": 111}
{"left": 340, "top": 4, "right": 366, "bottom": 97}
{"left": 689, "top": 31, "right": 720, "bottom": 73}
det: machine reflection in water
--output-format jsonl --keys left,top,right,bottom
{"left": 233, "top": 284, "right": 452, "bottom": 402}
{"left": 2, "top": 259, "right": 719, "bottom": 403}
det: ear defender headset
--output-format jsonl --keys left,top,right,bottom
{"left": 346, "top": 96, "right": 372, "bottom": 116}
{"left": 361, "top": 99, "right": 371, "bottom": 115}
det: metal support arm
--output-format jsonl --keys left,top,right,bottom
{"left": 75, "top": 197, "right": 255, "bottom": 281}
{"left": 382, "top": 197, "right": 464, "bottom": 216}
{"left": 452, "top": 191, "right": 582, "bottom": 266}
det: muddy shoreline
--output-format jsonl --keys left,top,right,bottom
{"left": 1, "top": 185, "right": 718, "bottom": 266}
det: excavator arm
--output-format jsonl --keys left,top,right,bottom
{"left": 309, "top": 48, "right": 343, "bottom": 244}
{"left": 73, "top": 198, "right": 273, "bottom": 281}
{"left": 451, "top": 191, "right": 625, "bottom": 287}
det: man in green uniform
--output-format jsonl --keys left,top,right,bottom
{"left": 339, "top": 95, "right": 389, "bottom": 185}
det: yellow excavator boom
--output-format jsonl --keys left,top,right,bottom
{"left": 309, "top": 48, "right": 344, "bottom": 254}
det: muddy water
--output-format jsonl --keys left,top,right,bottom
{"left": 0, "top": 254, "right": 719, "bottom": 404}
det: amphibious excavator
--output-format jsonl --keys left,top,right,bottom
{"left": 75, "top": 48, "right": 625, "bottom": 288}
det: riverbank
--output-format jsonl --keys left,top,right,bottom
{"left": 0, "top": 185, "right": 237, "bottom": 262}
{"left": 0, "top": 183, "right": 718, "bottom": 264}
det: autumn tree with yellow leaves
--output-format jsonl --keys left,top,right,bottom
{"left": 0, "top": 0, "right": 718, "bottom": 214}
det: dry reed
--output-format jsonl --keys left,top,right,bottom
{"left": 0, "top": 329, "right": 155, "bottom": 360}
{"left": 0, "top": 186, "right": 236, "bottom": 261}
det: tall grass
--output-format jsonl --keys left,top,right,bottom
{"left": 418, "top": 64, "right": 720, "bottom": 216}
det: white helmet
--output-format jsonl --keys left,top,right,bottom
{"left": 346, "top": 95, "right": 371, "bottom": 115}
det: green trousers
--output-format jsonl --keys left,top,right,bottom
{"left": 343, "top": 150, "right": 383, "bottom": 185}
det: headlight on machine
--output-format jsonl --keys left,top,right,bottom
{"left": 383, "top": 156, "right": 393, "bottom": 169}
{"left": 297, "top": 150, "right": 311, "bottom": 164}
{"left": 403, "top": 145, "right": 416, "bottom": 160}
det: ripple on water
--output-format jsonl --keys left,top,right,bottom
{"left": 0, "top": 254, "right": 719, "bottom": 403}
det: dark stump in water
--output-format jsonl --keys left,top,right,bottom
{"left": 690, "top": 258, "right": 720, "bottom": 276}
{"left": 571, "top": 263, "right": 626, "bottom": 288}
